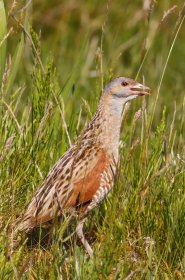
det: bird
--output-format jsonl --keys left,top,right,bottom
{"left": 13, "top": 77, "right": 150, "bottom": 256}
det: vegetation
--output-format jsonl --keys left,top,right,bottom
{"left": 0, "top": 0, "right": 185, "bottom": 279}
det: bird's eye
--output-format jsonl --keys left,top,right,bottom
{"left": 121, "top": 81, "right": 128, "bottom": 86}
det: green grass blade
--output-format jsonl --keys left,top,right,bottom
{"left": 6, "top": 12, "right": 30, "bottom": 94}
{"left": 0, "top": 0, "right": 7, "bottom": 84}
{"left": 6, "top": 32, "right": 24, "bottom": 95}
{"left": 60, "top": 32, "right": 89, "bottom": 102}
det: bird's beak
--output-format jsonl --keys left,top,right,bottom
{"left": 130, "top": 83, "right": 151, "bottom": 96}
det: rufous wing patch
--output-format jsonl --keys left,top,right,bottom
{"left": 65, "top": 149, "right": 108, "bottom": 210}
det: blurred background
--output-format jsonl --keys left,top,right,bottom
{"left": 4, "top": 0, "right": 185, "bottom": 121}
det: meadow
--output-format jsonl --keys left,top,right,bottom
{"left": 0, "top": 0, "right": 185, "bottom": 279}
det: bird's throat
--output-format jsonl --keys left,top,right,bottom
{"left": 93, "top": 95, "right": 125, "bottom": 160}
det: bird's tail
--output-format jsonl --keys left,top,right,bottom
{"left": 9, "top": 215, "right": 33, "bottom": 256}
{"left": 13, "top": 214, "right": 35, "bottom": 234}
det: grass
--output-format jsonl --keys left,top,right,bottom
{"left": 0, "top": 0, "right": 185, "bottom": 279}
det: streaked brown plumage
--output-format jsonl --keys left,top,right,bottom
{"left": 14, "top": 77, "right": 150, "bottom": 256}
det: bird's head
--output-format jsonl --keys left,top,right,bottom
{"left": 104, "top": 77, "right": 151, "bottom": 103}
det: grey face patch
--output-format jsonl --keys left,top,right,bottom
{"left": 105, "top": 77, "right": 135, "bottom": 92}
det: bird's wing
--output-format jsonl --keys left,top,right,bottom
{"left": 16, "top": 145, "right": 110, "bottom": 231}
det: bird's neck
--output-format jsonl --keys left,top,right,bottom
{"left": 90, "top": 94, "right": 126, "bottom": 161}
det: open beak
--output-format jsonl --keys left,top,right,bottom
{"left": 130, "top": 83, "right": 151, "bottom": 96}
